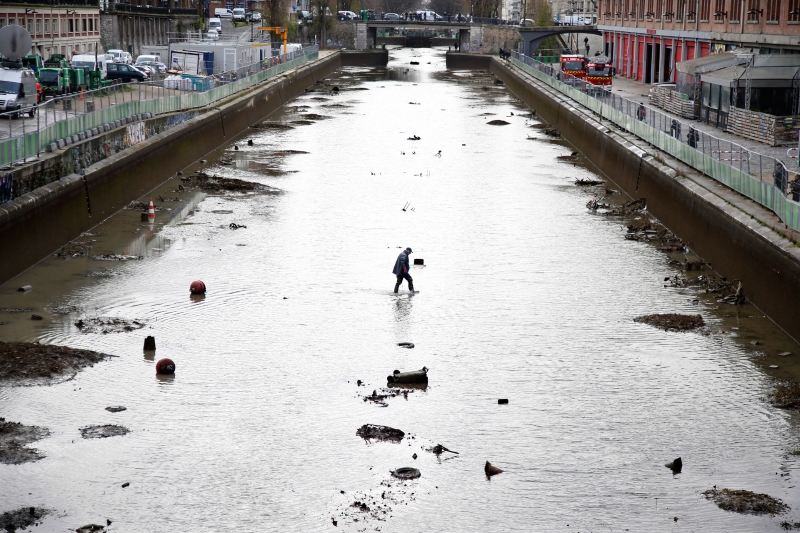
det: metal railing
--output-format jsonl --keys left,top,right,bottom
{"left": 0, "top": 46, "right": 319, "bottom": 171}
{"left": 510, "top": 51, "right": 800, "bottom": 231}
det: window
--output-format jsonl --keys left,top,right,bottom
{"left": 790, "top": 0, "right": 800, "bottom": 20}
{"left": 36, "top": 19, "right": 41, "bottom": 34}
{"left": 44, "top": 19, "right": 49, "bottom": 33}
{"left": 640, "top": 0, "right": 646, "bottom": 17}
{"left": 656, "top": 0, "right": 663, "bottom": 18}
{"left": 68, "top": 19, "right": 74, "bottom": 32}
{"left": 27, "top": 18, "right": 33, "bottom": 33}
{"left": 747, "top": 0, "right": 761, "bottom": 20}
{"left": 676, "top": 0, "right": 684, "bottom": 19}
{"left": 714, "top": 0, "right": 725, "bottom": 18}
{"left": 82, "top": 19, "right": 86, "bottom": 32}
{"left": 731, "top": 0, "right": 742, "bottom": 20}
{"left": 766, "top": 0, "right": 780, "bottom": 19}
{"left": 700, "top": 0, "right": 711, "bottom": 18}
{"left": 665, "top": 0, "right": 673, "bottom": 16}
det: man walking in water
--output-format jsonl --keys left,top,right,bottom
{"left": 393, "top": 247, "right": 415, "bottom": 294}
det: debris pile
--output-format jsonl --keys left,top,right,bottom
{"left": 0, "top": 420, "right": 50, "bottom": 464}
{"left": 356, "top": 424, "right": 405, "bottom": 442}
{"left": 182, "top": 172, "right": 269, "bottom": 193}
{"left": 54, "top": 241, "right": 91, "bottom": 258}
{"left": 487, "top": 119, "right": 510, "bottom": 125}
{"left": 0, "top": 507, "right": 49, "bottom": 532}
{"left": 359, "top": 386, "right": 418, "bottom": 407}
{"left": 79, "top": 425, "right": 130, "bottom": 439}
{"left": 575, "top": 177, "right": 603, "bottom": 185}
{"left": 633, "top": 313, "right": 705, "bottom": 332}
{"left": 91, "top": 254, "right": 143, "bottom": 261}
{"left": 75, "top": 317, "right": 146, "bottom": 334}
{"left": 768, "top": 380, "right": 800, "bottom": 409}
{"left": 251, "top": 122, "right": 294, "bottom": 130}
{"left": 703, "top": 488, "right": 789, "bottom": 515}
{"left": 0, "top": 341, "right": 111, "bottom": 384}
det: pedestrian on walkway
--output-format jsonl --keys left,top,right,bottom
{"left": 393, "top": 247, "right": 415, "bottom": 293}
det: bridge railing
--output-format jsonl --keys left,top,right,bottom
{"left": 510, "top": 51, "right": 800, "bottom": 232}
{"left": 0, "top": 46, "right": 319, "bottom": 174}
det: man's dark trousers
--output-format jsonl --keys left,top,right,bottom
{"left": 395, "top": 273, "right": 414, "bottom": 293}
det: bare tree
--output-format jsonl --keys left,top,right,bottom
{"left": 264, "top": 0, "right": 287, "bottom": 26}
{"left": 380, "top": 0, "right": 419, "bottom": 13}
{"left": 429, "top": 0, "right": 468, "bottom": 15}
{"left": 311, "top": 0, "right": 335, "bottom": 46}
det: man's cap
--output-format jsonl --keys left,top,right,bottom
{"left": 406, "top": 247, "right": 413, "bottom": 252}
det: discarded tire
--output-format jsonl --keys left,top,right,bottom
{"left": 387, "top": 367, "right": 428, "bottom": 384}
{"left": 155, "top": 358, "right": 175, "bottom": 375}
{"left": 397, "top": 342, "right": 415, "bottom": 349}
{"left": 190, "top": 280, "right": 206, "bottom": 294}
{"left": 391, "top": 467, "right": 421, "bottom": 480}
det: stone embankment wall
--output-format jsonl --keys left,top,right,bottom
{"left": 99, "top": 13, "right": 199, "bottom": 57}
{"left": 447, "top": 53, "right": 800, "bottom": 341}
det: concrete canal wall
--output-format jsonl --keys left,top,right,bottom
{"left": 0, "top": 52, "right": 347, "bottom": 286}
{"left": 457, "top": 53, "right": 800, "bottom": 342}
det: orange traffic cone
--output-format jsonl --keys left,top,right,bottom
{"left": 148, "top": 198, "right": 155, "bottom": 220}
{"left": 78, "top": 88, "right": 84, "bottom": 101}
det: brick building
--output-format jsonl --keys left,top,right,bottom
{"left": 0, "top": 4, "right": 101, "bottom": 60}
{"left": 597, "top": 0, "right": 800, "bottom": 83}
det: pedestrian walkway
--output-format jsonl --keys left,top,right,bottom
{"left": 610, "top": 76, "right": 798, "bottom": 172}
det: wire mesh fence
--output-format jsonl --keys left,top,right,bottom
{"left": 0, "top": 46, "right": 319, "bottom": 169}
{"left": 510, "top": 50, "right": 800, "bottom": 231}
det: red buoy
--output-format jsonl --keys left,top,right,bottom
{"left": 190, "top": 280, "right": 206, "bottom": 294}
{"left": 156, "top": 358, "right": 175, "bottom": 375}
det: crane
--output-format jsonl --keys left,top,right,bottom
{"left": 257, "top": 27, "right": 288, "bottom": 56}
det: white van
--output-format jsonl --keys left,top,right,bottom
{"left": 215, "top": 7, "right": 232, "bottom": 18}
{"left": 135, "top": 54, "right": 161, "bottom": 66}
{"left": 107, "top": 49, "right": 133, "bottom": 64}
{"left": 232, "top": 8, "right": 246, "bottom": 21}
{"left": 415, "top": 10, "right": 439, "bottom": 21}
{"left": 71, "top": 54, "right": 108, "bottom": 78}
{"left": 0, "top": 67, "right": 39, "bottom": 118}
{"left": 208, "top": 17, "right": 222, "bottom": 33}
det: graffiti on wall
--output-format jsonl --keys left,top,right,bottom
{"left": 1, "top": 110, "right": 200, "bottom": 205}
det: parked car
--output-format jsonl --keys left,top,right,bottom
{"left": 297, "top": 10, "right": 312, "bottom": 24}
{"left": 383, "top": 12, "right": 401, "bottom": 20}
{"left": 106, "top": 63, "right": 146, "bottom": 82}
{"left": 208, "top": 17, "right": 222, "bottom": 33}
{"left": 338, "top": 10, "right": 357, "bottom": 20}
{"left": 139, "top": 61, "right": 167, "bottom": 74}
{"left": 251, "top": 11, "right": 262, "bottom": 21}
{"left": 206, "top": 29, "right": 219, "bottom": 41}
{"left": 131, "top": 65, "right": 151, "bottom": 79}
{"left": 108, "top": 49, "right": 133, "bottom": 64}
{"left": 215, "top": 7, "right": 233, "bottom": 18}
{"left": 232, "top": 8, "right": 246, "bottom": 21}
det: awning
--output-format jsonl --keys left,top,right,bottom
{"left": 676, "top": 52, "right": 736, "bottom": 75}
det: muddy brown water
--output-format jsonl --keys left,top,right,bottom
{"left": 2, "top": 47, "right": 800, "bottom": 532}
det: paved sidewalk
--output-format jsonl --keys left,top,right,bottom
{"left": 610, "top": 75, "right": 798, "bottom": 172}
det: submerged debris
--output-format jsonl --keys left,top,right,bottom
{"left": 0, "top": 420, "right": 50, "bottom": 464}
{"left": 0, "top": 341, "right": 111, "bottom": 385}
{"left": 251, "top": 122, "right": 294, "bottom": 130}
{"left": 768, "top": 381, "right": 800, "bottom": 409}
{"left": 543, "top": 126, "right": 561, "bottom": 137}
{"left": 428, "top": 444, "right": 459, "bottom": 456}
{"left": 633, "top": 313, "right": 705, "bottom": 332}
{"left": 54, "top": 241, "right": 91, "bottom": 258}
{"left": 80, "top": 425, "right": 129, "bottom": 439}
{"left": 487, "top": 119, "right": 510, "bottom": 125}
{"left": 182, "top": 172, "right": 271, "bottom": 194}
{"left": 359, "top": 385, "right": 421, "bottom": 407}
{"left": 74, "top": 317, "right": 146, "bottom": 334}
{"left": 703, "top": 488, "right": 789, "bottom": 515}
{"left": 356, "top": 424, "right": 405, "bottom": 442}
{"left": 91, "top": 254, "right": 143, "bottom": 261}
{"left": 0, "top": 507, "right": 50, "bottom": 532}
{"left": 575, "top": 178, "right": 603, "bottom": 185}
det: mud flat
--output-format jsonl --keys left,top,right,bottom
{"left": 0, "top": 341, "right": 112, "bottom": 386}
{"left": 0, "top": 420, "right": 50, "bottom": 464}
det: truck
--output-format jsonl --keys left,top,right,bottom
{"left": 170, "top": 50, "right": 214, "bottom": 76}
{"left": 560, "top": 54, "right": 587, "bottom": 82}
{"left": 585, "top": 55, "right": 613, "bottom": 87}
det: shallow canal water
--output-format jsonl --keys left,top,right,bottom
{"left": 2, "top": 47, "right": 800, "bottom": 532}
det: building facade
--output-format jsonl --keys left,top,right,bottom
{"left": 0, "top": 4, "right": 101, "bottom": 60}
{"left": 598, "top": 0, "right": 800, "bottom": 83}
